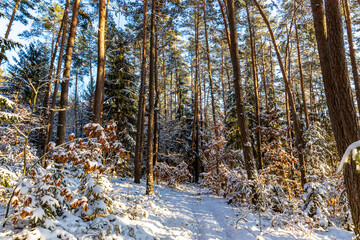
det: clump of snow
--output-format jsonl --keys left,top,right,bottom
{"left": 337, "top": 140, "right": 360, "bottom": 173}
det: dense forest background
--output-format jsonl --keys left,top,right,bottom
{"left": 1, "top": 0, "right": 360, "bottom": 239}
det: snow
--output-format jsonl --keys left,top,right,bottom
{"left": 0, "top": 178, "right": 354, "bottom": 239}
{"left": 32, "top": 207, "right": 45, "bottom": 223}
{"left": 337, "top": 140, "right": 360, "bottom": 173}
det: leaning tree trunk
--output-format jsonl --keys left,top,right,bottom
{"left": 217, "top": 0, "right": 231, "bottom": 52}
{"left": 254, "top": 0, "right": 306, "bottom": 188}
{"left": 134, "top": 0, "right": 149, "bottom": 184}
{"left": 56, "top": 0, "right": 81, "bottom": 145}
{"left": 93, "top": 0, "right": 107, "bottom": 124}
{"left": 0, "top": 0, "right": 20, "bottom": 65}
{"left": 226, "top": 0, "right": 257, "bottom": 180}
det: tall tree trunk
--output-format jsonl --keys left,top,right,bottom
{"left": 217, "top": 0, "right": 231, "bottom": 51}
{"left": 93, "top": 0, "right": 107, "bottom": 124}
{"left": 191, "top": 5, "right": 201, "bottom": 183}
{"left": 311, "top": 0, "right": 360, "bottom": 236}
{"left": 294, "top": 12, "right": 310, "bottom": 128}
{"left": 134, "top": 0, "right": 149, "bottom": 184}
{"left": 203, "top": 0, "right": 217, "bottom": 134}
{"left": 170, "top": 65, "right": 173, "bottom": 120}
{"left": 163, "top": 42, "right": 167, "bottom": 122}
{"left": 226, "top": 0, "right": 257, "bottom": 180}
{"left": 146, "top": 0, "right": 156, "bottom": 195}
{"left": 246, "top": 2, "right": 262, "bottom": 169}
{"left": 153, "top": 16, "right": 159, "bottom": 172}
{"left": 44, "top": 0, "right": 70, "bottom": 151}
{"left": 89, "top": 28, "right": 94, "bottom": 107}
{"left": 260, "top": 39, "right": 268, "bottom": 110}
{"left": 221, "top": 49, "right": 227, "bottom": 116}
{"left": 309, "top": 64, "right": 314, "bottom": 108}
{"left": 43, "top": 17, "right": 66, "bottom": 118}
{"left": 74, "top": 69, "right": 78, "bottom": 138}
{"left": 56, "top": 0, "right": 81, "bottom": 145}
{"left": 342, "top": 0, "right": 360, "bottom": 113}
{"left": 41, "top": 0, "right": 70, "bottom": 160}
{"left": 254, "top": 0, "right": 306, "bottom": 188}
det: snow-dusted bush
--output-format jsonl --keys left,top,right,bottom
{"left": 0, "top": 95, "right": 21, "bottom": 123}
{"left": 49, "top": 121, "right": 128, "bottom": 220}
{"left": 0, "top": 167, "right": 17, "bottom": 188}
{"left": 302, "top": 182, "right": 333, "bottom": 228}
{"left": 4, "top": 120, "right": 128, "bottom": 233}
{"left": 75, "top": 173, "right": 113, "bottom": 220}
{"left": 7, "top": 170, "right": 72, "bottom": 230}
{"left": 154, "top": 161, "right": 191, "bottom": 187}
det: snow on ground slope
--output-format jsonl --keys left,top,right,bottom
{"left": 0, "top": 178, "right": 354, "bottom": 239}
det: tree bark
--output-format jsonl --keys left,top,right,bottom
{"left": 134, "top": 0, "right": 149, "bottom": 184}
{"left": 311, "top": 0, "right": 360, "bottom": 236}
{"left": 93, "top": 0, "right": 107, "bottom": 124}
{"left": 217, "top": 0, "right": 231, "bottom": 51}
{"left": 146, "top": 0, "right": 156, "bottom": 195}
{"left": 226, "top": 0, "right": 257, "bottom": 180}
{"left": 56, "top": 0, "right": 81, "bottom": 145}
{"left": 191, "top": 5, "right": 201, "bottom": 183}
{"left": 153, "top": 16, "right": 159, "bottom": 172}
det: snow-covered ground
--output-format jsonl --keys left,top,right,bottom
{"left": 0, "top": 178, "right": 354, "bottom": 239}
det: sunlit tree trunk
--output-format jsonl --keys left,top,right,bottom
{"left": 0, "top": 0, "right": 20, "bottom": 64}
{"left": 191, "top": 5, "right": 201, "bottom": 183}
{"left": 93, "top": 0, "right": 107, "bottom": 123}
{"left": 153, "top": 16, "right": 160, "bottom": 173}
{"left": 311, "top": 0, "right": 360, "bottom": 236}
{"left": 44, "top": 0, "right": 70, "bottom": 153}
{"left": 41, "top": 0, "right": 70, "bottom": 161}
{"left": 134, "top": 0, "right": 149, "bottom": 184}
{"left": 146, "top": 0, "right": 156, "bottom": 195}
{"left": 56, "top": 0, "right": 81, "bottom": 145}
{"left": 227, "top": 0, "right": 257, "bottom": 179}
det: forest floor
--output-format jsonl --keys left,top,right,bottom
{"left": 0, "top": 178, "right": 354, "bottom": 240}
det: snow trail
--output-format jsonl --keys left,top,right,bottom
{"left": 111, "top": 179, "right": 353, "bottom": 240}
